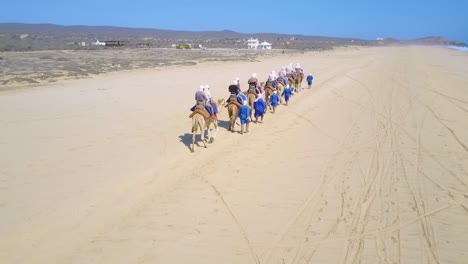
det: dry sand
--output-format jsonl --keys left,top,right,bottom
{"left": 1, "top": 46, "right": 467, "bottom": 263}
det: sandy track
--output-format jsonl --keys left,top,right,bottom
{"left": 1, "top": 47, "right": 467, "bottom": 263}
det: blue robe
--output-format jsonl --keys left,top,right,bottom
{"left": 254, "top": 98, "right": 267, "bottom": 117}
{"left": 270, "top": 93, "right": 280, "bottom": 107}
{"left": 283, "top": 88, "right": 292, "bottom": 101}
{"left": 307, "top": 75, "right": 313, "bottom": 85}
{"left": 239, "top": 105, "right": 251, "bottom": 124}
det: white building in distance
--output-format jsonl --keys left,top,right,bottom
{"left": 259, "top": 41, "right": 272, "bottom": 50}
{"left": 247, "top": 38, "right": 259, "bottom": 49}
{"left": 92, "top": 40, "right": 106, "bottom": 46}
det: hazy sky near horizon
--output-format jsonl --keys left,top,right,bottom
{"left": 1, "top": 0, "right": 467, "bottom": 42}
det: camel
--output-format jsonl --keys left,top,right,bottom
{"left": 287, "top": 73, "right": 299, "bottom": 93}
{"left": 295, "top": 72, "right": 304, "bottom": 93}
{"left": 190, "top": 113, "right": 210, "bottom": 152}
{"left": 276, "top": 82, "right": 285, "bottom": 104}
{"left": 190, "top": 99, "right": 224, "bottom": 152}
{"left": 227, "top": 103, "right": 239, "bottom": 133}
{"left": 247, "top": 91, "right": 256, "bottom": 121}
{"left": 264, "top": 83, "right": 275, "bottom": 110}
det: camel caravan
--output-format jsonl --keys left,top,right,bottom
{"left": 189, "top": 63, "right": 314, "bottom": 152}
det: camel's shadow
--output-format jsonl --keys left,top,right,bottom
{"left": 179, "top": 132, "right": 212, "bottom": 151}
{"left": 217, "top": 120, "right": 231, "bottom": 131}
{"left": 178, "top": 133, "right": 193, "bottom": 150}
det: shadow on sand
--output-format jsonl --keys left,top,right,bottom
{"left": 217, "top": 120, "right": 231, "bottom": 131}
{"left": 178, "top": 133, "right": 193, "bottom": 151}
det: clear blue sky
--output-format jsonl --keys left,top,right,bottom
{"left": 1, "top": 0, "right": 467, "bottom": 43}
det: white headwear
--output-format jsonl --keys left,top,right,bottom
{"left": 233, "top": 80, "right": 238, "bottom": 85}
{"left": 199, "top": 85, "right": 205, "bottom": 91}
{"left": 252, "top": 73, "right": 257, "bottom": 78}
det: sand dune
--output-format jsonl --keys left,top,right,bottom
{"left": 1, "top": 46, "right": 467, "bottom": 263}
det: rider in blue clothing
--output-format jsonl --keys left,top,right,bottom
{"left": 307, "top": 73, "right": 314, "bottom": 88}
{"left": 253, "top": 94, "right": 267, "bottom": 123}
{"left": 239, "top": 100, "right": 250, "bottom": 134}
{"left": 269, "top": 90, "right": 280, "bottom": 113}
{"left": 283, "top": 85, "right": 293, "bottom": 105}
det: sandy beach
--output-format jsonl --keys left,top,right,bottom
{"left": 1, "top": 46, "right": 467, "bottom": 263}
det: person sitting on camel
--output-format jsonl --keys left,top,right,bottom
{"left": 203, "top": 85, "right": 219, "bottom": 121}
{"left": 225, "top": 81, "right": 242, "bottom": 108}
{"left": 247, "top": 75, "right": 258, "bottom": 96}
{"left": 190, "top": 85, "right": 214, "bottom": 119}
{"left": 247, "top": 73, "right": 259, "bottom": 91}
{"left": 295, "top": 63, "right": 304, "bottom": 75}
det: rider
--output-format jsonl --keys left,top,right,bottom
{"left": 295, "top": 63, "right": 304, "bottom": 75}
{"left": 191, "top": 85, "right": 214, "bottom": 118}
{"left": 279, "top": 67, "right": 287, "bottom": 78}
{"left": 248, "top": 73, "right": 259, "bottom": 88}
{"left": 204, "top": 84, "right": 217, "bottom": 119}
{"left": 269, "top": 70, "right": 277, "bottom": 82}
{"left": 195, "top": 85, "right": 208, "bottom": 106}
{"left": 247, "top": 73, "right": 259, "bottom": 95}
{"left": 226, "top": 80, "right": 242, "bottom": 108}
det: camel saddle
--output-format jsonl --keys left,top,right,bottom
{"left": 225, "top": 94, "right": 241, "bottom": 108}
{"left": 247, "top": 87, "right": 257, "bottom": 95}
{"left": 189, "top": 104, "right": 210, "bottom": 119}
{"left": 265, "top": 85, "right": 275, "bottom": 93}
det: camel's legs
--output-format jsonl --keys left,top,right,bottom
{"left": 191, "top": 132, "right": 196, "bottom": 152}
{"left": 230, "top": 118, "right": 235, "bottom": 133}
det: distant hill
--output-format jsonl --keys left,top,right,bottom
{"left": 0, "top": 23, "right": 465, "bottom": 51}
{"left": 409, "top": 36, "right": 465, "bottom": 46}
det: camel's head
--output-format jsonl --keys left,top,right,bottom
{"left": 217, "top": 98, "right": 225, "bottom": 106}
